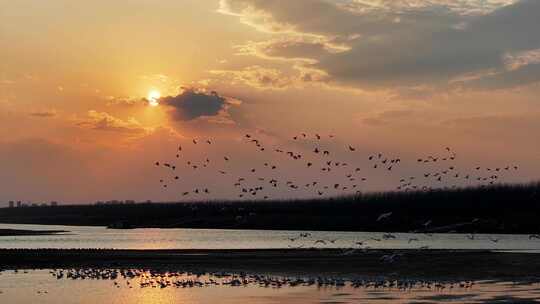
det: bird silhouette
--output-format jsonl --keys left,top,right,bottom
{"left": 377, "top": 212, "right": 392, "bottom": 221}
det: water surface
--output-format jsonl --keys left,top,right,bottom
{"left": 1, "top": 270, "right": 539, "bottom": 304}
{"left": 1, "top": 223, "right": 539, "bottom": 251}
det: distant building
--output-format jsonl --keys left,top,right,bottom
{"left": 8, "top": 201, "right": 14, "bottom": 208}
{"left": 125, "top": 200, "right": 135, "bottom": 204}
{"left": 50, "top": 201, "right": 58, "bottom": 207}
{"left": 16, "top": 201, "right": 22, "bottom": 208}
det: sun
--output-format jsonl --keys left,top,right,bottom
{"left": 147, "top": 90, "right": 161, "bottom": 107}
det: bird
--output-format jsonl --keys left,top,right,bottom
{"left": 377, "top": 212, "right": 392, "bottom": 222}
{"left": 382, "top": 233, "right": 396, "bottom": 240}
{"left": 489, "top": 237, "right": 499, "bottom": 243}
{"left": 380, "top": 253, "right": 402, "bottom": 264}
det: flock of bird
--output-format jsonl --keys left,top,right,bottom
{"left": 33, "top": 268, "right": 476, "bottom": 292}
{"left": 150, "top": 132, "right": 533, "bottom": 262}
{"left": 281, "top": 212, "right": 540, "bottom": 253}
{"left": 154, "top": 133, "right": 520, "bottom": 200}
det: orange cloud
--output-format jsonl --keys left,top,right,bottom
{"left": 29, "top": 109, "right": 58, "bottom": 118}
{"left": 76, "top": 110, "right": 151, "bottom": 135}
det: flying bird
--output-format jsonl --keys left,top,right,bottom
{"left": 377, "top": 212, "right": 392, "bottom": 222}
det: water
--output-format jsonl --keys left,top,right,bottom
{"left": 3, "top": 224, "right": 540, "bottom": 303}
{"left": 1, "top": 223, "right": 540, "bottom": 251}
{"left": 0, "top": 270, "right": 540, "bottom": 304}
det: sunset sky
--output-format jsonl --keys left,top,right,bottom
{"left": 1, "top": 0, "right": 539, "bottom": 204}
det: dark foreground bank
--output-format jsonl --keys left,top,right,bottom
{"left": 1, "top": 183, "right": 540, "bottom": 233}
{"left": 2, "top": 249, "right": 540, "bottom": 282}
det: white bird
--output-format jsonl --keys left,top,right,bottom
{"left": 377, "top": 212, "right": 393, "bottom": 222}
{"left": 382, "top": 233, "right": 396, "bottom": 240}
{"left": 380, "top": 253, "right": 402, "bottom": 264}
{"left": 408, "top": 238, "right": 419, "bottom": 243}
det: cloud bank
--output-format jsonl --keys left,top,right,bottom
{"left": 219, "top": 0, "right": 540, "bottom": 92}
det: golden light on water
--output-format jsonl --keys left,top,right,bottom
{"left": 147, "top": 90, "right": 161, "bottom": 107}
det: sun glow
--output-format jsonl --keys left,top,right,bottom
{"left": 147, "top": 90, "right": 161, "bottom": 107}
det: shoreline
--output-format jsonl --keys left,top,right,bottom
{"left": 0, "top": 229, "right": 69, "bottom": 236}
{"left": 1, "top": 249, "right": 540, "bottom": 282}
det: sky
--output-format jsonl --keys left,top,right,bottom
{"left": 1, "top": 0, "right": 539, "bottom": 204}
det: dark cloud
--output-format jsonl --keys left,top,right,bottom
{"left": 161, "top": 89, "right": 240, "bottom": 121}
{"left": 320, "top": 0, "right": 540, "bottom": 88}
{"left": 220, "top": 0, "right": 540, "bottom": 91}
